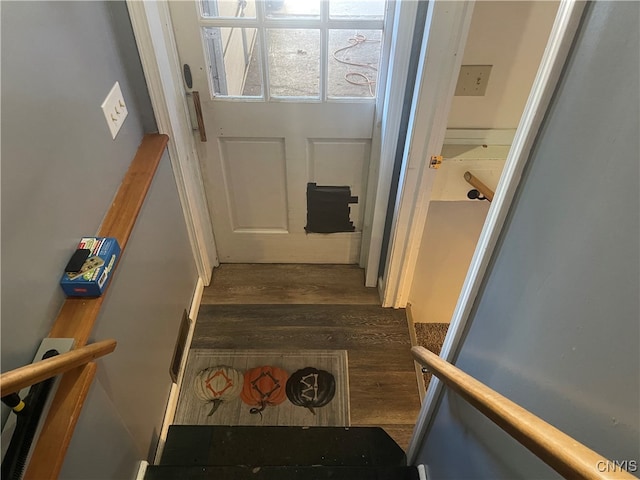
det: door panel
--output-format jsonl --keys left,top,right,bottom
{"left": 219, "top": 138, "right": 288, "bottom": 231}
{"left": 169, "top": 0, "right": 387, "bottom": 263}
{"left": 309, "top": 139, "right": 371, "bottom": 230}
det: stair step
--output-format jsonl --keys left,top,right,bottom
{"left": 160, "top": 426, "right": 406, "bottom": 467}
{"left": 145, "top": 465, "right": 421, "bottom": 480}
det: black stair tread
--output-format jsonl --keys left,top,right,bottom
{"left": 160, "top": 426, "right": 406, "bottom": 467}
{"left": 145, "top": 465, "right": 421, "bottom": 480}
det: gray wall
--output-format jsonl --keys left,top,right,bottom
{"left": 1, "top": 1, "right": 197, "bottom": 478}
{"left": 417, "top": 2, "right": 640, "bottom": 478}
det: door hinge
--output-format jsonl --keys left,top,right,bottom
{"left": 429, "top": 155, "right": 443, "bottom": 169}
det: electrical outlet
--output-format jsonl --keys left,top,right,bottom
{"left": 455, "top": 65, "right": 492, "bottom": 96}
{"left": 101, "top": 82, "right": 128, "bottom": 139}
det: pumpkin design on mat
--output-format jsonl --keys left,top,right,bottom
{"left": 194, "top": 366, "right": 243, "bottom": 416}
{"left": 286, "top": 367, "right": 336, "bottom": 415}
{"left": 240, "top": 366, "right": 289, "bottom": 415}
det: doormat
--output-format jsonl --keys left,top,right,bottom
{"left": 174, "top": 349, "right": 350, "bottom": 427}
{"left": 414, "top": 323, "right": 449, "bottom": 390}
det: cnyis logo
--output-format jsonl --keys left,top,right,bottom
{"left": 596, "top": 460, "right": 638, "bottom": 473}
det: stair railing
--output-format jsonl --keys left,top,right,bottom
{"left": 463, "top": 171, "right": 494, "bottom": 202}
{"left": 411, "top": 346, "right": 636, "bottom": 479}
{"left": 0, "top": 339, "right": 117, "bottom": 397}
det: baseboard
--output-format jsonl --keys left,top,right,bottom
{"left": 133, "top": 460, "right": 148, "bottom": 480}
{"left": 406, "top": 303, "right": 427, "bottom": 402}
{"left": 377, "top": 275, "right": 386, "bottom": 305}
{"left": 153, "top": 276, "right": 204, "bottom": 464}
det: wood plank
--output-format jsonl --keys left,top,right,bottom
{"left": 412, "top": 346, "right": 636, "bottom": 479}
{"left": 197, "top": 304, "right": 407, "bottom": 327}
{"left": 24, "top": 363, "right": 97, "bottom": 480}
{"left": 192, "top": 304, "right": 411, "bottom": 351}
{"left": 191, "top": 327, "right": 413, "bottom": 350}
{"left": 347, "top": 350, "right": 415, "bottom": 371}
{"left": 49, "top": 133, "right": 167, "bottom": 344}
{"left": 202, "top": 265, "right": 380, "bottom": 305}
{"left": 0, "top": 339, "right": 116, "bottom": 396}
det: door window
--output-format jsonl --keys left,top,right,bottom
{"left": 198, "top": 0, "right": 386, "bottom": 100}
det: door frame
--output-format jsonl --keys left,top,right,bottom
{"left": 379, "top": 0, "right": 587, "bottom": 308}
{"left": 127, "top": 0, "right": 219, "bottom": 285}
{"left": 360, "top": 0, "right": 421, "bottom": 286}
{"left": 378, "top": 0, "right": 476, "bottom": 306}
{"left": 404, "top": 0, "right": 587, "bottom": 462}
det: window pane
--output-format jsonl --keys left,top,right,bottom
{"left": 201, "top": 0, "right": 256, "bottom": 18}
{"left": 267, "top": 29, "right": 320, "bottom": 98}
{"left": 329, "top": 0, "right": 385, "bottom": 19}
{"left": 203, "top": 27, "right": 263, "bottom": 97}
{"left": 266, "top": 0, "right": 320, "bottom": 18}
{"left": 328, "top": 29, "right": 382, "bottom": 98}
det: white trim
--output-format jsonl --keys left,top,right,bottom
{"left": 133, "top": 461, "right": 148, "bottom": 480}
{"left": 127, "top": 1, "right": 219, "bottom": 285}
{"left": 154, "top": 277, "right": 205, "bottom": 464}
{"left": 406, "top": 0, "right": 586, "bottom": 464}
{"left": 356, "top": 0, "right": 394, "bottom": 272}
{"left": 381, "top": 0, "right": 475, "bottom": 307}
{"left": 418, "top": 464, "right": 429, "bottom": 480}
{"left": 405, "top": 302, "right": 427, "bottom": 402}
{"left": 194, "top": 17, "right": 384, "bottom": 30}
{"left": 377, "top": 274, "right": 386, "bottom": 303}
{"left": 444, "top": 128, "right": 517, "bottom": 146}
{"left": 361, "top": 0, "right": 421, "bottom": 286}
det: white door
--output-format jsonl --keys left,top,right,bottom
{"left": 169, "top": 0, "right": 388, "bottom": 263}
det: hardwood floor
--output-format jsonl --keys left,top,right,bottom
{"left": 202, "top": 264, "right": 380, "bottom": 305}
{"left": 198, "top": 264, "right": 421, "bottom": 449}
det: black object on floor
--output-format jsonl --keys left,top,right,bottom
{"left": 145, "top": 465, "right": 421, "bottom": 480}
{"left": 160, "top": 426, "right": 406, "bottom": 467}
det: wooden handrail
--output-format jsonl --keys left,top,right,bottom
{"left": 464, "top": 171, "right": 494, "bottom": 202}
{"left": 0, "top": 339, "right": 117, "bottom": 397}
{"left": 49, "top": 134, "right": 168, "bottom": 345}
{"left": 23, "top": 134, "right": 168, "bottom": 480}
{"left": 412, "top": 346, "right": 635, "bottom": 479}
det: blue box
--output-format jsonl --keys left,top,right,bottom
{"left": 60, "top": 237, "right": 121, "bottom": 297}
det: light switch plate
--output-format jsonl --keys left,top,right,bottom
{"left": 101, "top": 82, "right": 128, "bottom": 139}
{"left": 455, "top": 65, "right": 492, "bottom": 96}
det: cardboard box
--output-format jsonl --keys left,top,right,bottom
{"left": 60, "top": 237, "right": 120, "bottom": 297}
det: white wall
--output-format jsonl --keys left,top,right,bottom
{"left": 417, "top": 2, "right": 640, "bottom": 477}
{"left": 447, "top": 1, "right": 559, "bottom": 129}
{"left": 409, "top": 1, "right": 557, "bottom": 323}
{"left": 431, "top": 145, "right": 507, "bottom": 202}
{"left": 409, "top": 201, "right": 489, "bottom": 324}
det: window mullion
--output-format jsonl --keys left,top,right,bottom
{"left": 320, "top": 1, "right": 330, "bottom": 101}
{"left": 256, "top": 1, "right": 270, "bottom": 100}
